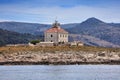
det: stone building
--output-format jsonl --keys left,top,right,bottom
{"left": 44, "top": 21, "right": 68, "bottom": 44}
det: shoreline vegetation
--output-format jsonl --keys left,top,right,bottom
{"left": 0, "top": 46, "right": 120, "bottom": 65}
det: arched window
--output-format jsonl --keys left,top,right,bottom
{"left": 60, "top": 34, "right": 61, "bottom": 37}
{"left": 65, "top": 35, "right": 67, "bottom": 37}
{"left": 51, "top": 35, "right": 53, "bottom": 37}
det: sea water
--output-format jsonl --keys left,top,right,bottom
{"left": 0, "top": 65, "right": 120, "bottom": 80}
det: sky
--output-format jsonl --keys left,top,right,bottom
{"left": 0, "top": 0, "right": 120, "bottom": 24}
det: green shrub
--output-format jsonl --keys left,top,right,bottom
{"left": 30, "top": 40, "right": 40, "bottom": 45}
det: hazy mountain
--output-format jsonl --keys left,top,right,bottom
{"left": 61, "top": 23, "right": 79, "bottom": 29}
{"left": 68, "top": 17, "right": 120, "bottom": 47}
{"left": 0, "top": 18, "right": 120, "bottom": 47}
{"left": 108, "top": 23, "right": 120, "bottom": 28}
{"left": 0, "top": 22, "right": 77, "bottom": 35}
{"left": 69, "top": 34, "right": 120, "bottom": 47}
{"left": 0, "top": 22, "right": 50, "bottom": 35}
{"left": 0, "top": 28, "right": 42, "bottom": 46}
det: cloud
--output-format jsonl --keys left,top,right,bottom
{"left": 0, "top": 19, "right": 13, "bottom": 22}
{"left": 0, "top": 4, "right": 120, "bottom": 23}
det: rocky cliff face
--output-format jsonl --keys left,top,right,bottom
{"left": 0, "top": 50, "right": 120, "bottom": 65}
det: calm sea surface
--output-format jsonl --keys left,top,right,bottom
{"left": 0, "top": 65, "right": 120, "bottom": 80}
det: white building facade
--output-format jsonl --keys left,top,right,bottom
{"left": 44, "top": 21, "right": 68, "bottom": 43}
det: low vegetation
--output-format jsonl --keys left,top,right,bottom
{"left": 30, "top": 40, "right": 40, "bottom": 45}
{"left": 0, "top": 46, "right": 120, "bottom": 54}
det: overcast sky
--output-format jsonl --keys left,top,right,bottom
{"left": 0, "top": 0, "right": 120, "bottom": 24}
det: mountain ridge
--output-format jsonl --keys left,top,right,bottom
{"left": 0, "top": 17, "right": 120, "bottom": 47}
{"left": 0, "top": 28, "right": 42, "bottom": 46}
{"left": 67, "top": 18, "right": 120, "bottom": 47}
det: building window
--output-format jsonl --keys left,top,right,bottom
{"left": 65, "top": 35, "right": 67, "bottom": 37}
{"left": 60, "top": 34, "right": 61, "bottom": 37}
{"left": 51, "top": 35, "right": 53, "bottom": 37}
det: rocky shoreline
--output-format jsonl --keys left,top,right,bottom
{"left": 0, "top": 60, "right": 120, "bottom": 65}
{"left": 0, "top": 50, "right": 120, "bottom": 65}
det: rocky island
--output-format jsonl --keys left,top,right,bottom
{"left": 0, "top": 46, "right": 120, "bottom": 65}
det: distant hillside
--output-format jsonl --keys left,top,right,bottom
{"left": 0, "top": 18, "right": 120, "bottom": 47}
{"left": 0, "top": 22, "right": 50, "bottom": 35}
{"left": 0, "top": 22, "right": 77, "bottom": 35}
{"left": 108, "top": 23, "right": 120, "bottom": 28}
{"left": 68, "top": 17, "right": 120, "bottom": 47}
{"left": 69, "top": 34, "right": 120, "bottom": 47}
{"left": 0, "top": 28, "right": 42, "bottom": 46}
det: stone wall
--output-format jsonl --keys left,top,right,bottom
{"left": 45, "top": 32, "right": 58, "bottom": 43}
{"left": 58, "top": 33, "right": 68, "bottom": 42}
{"left": 44, "top": 32, "right": 68, "bottom": 43}
{"left": 0, "top": 51, "right": 120, "bottom": 65}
